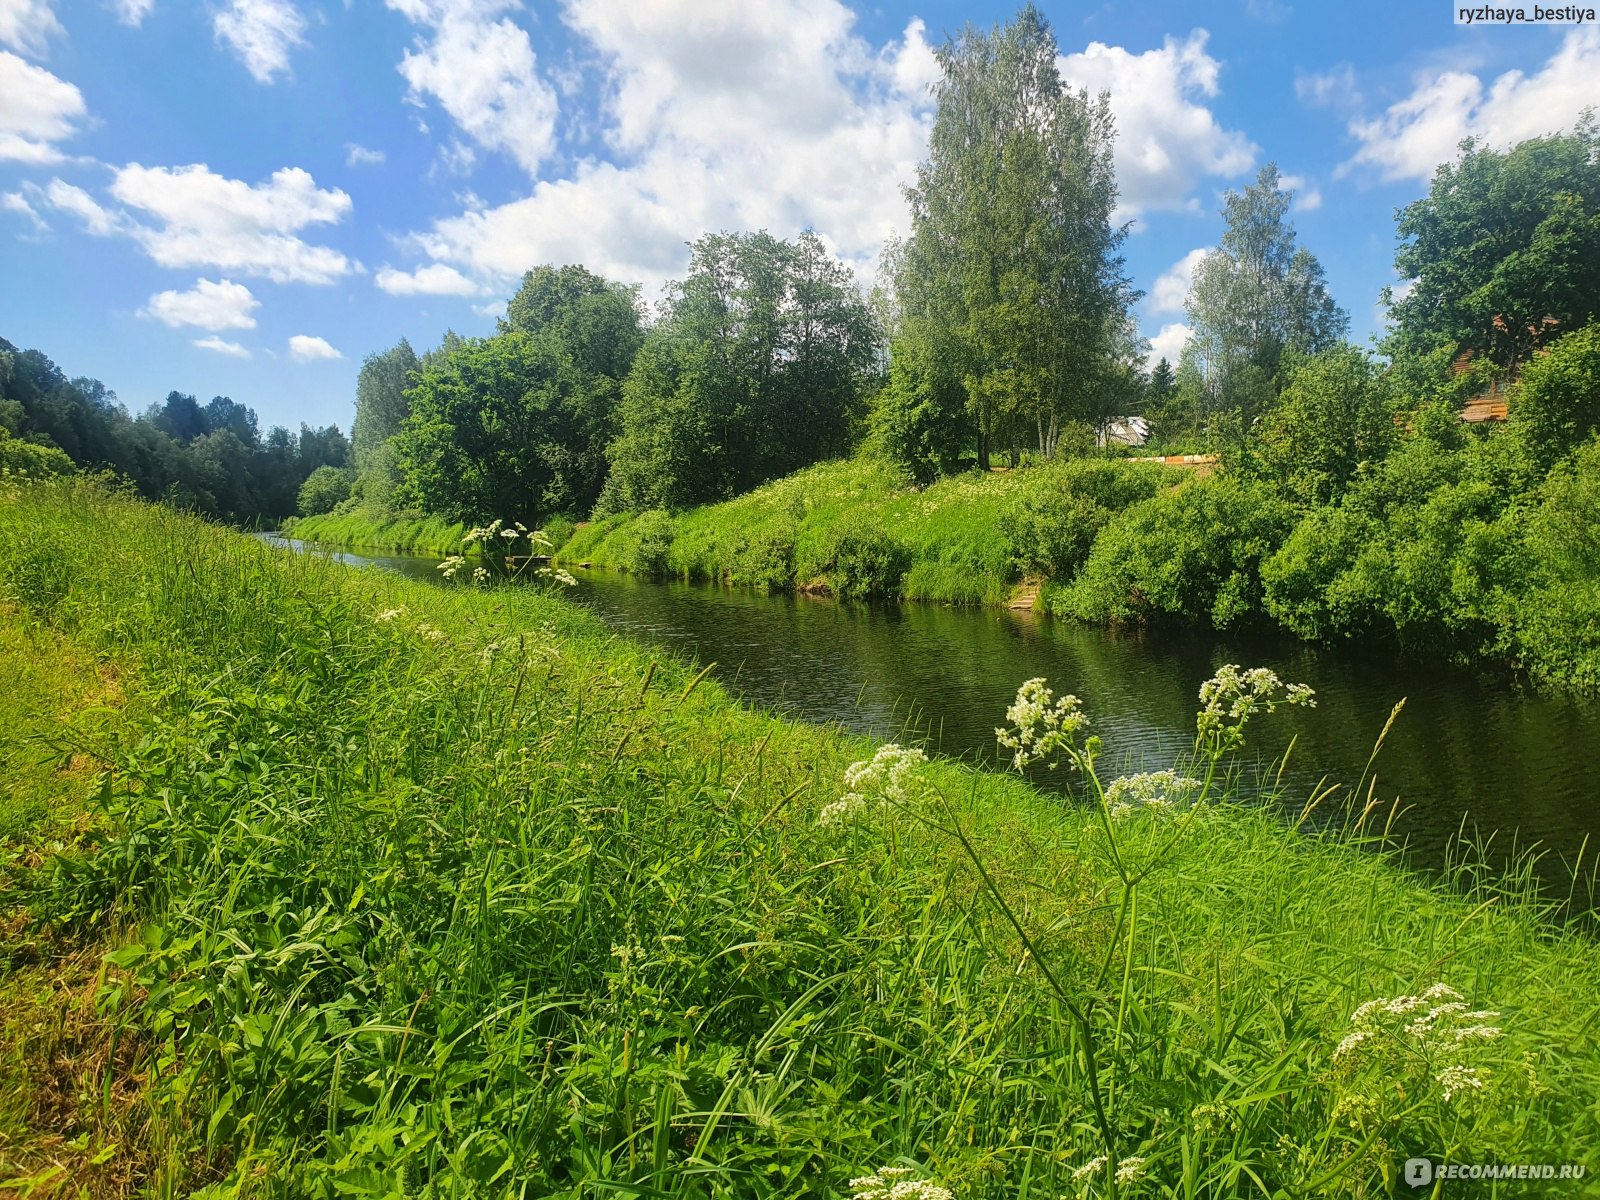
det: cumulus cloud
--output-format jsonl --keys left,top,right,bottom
{"left": 1058, "top": 31, "right": 1256, "bottom": 218}
{"left": 0, "top": 51, "right": 86, "bottom": 163}
{"left": 388, "top": 0, "right": 559, "bottom": 176}
{"left": 288, "top": 333, "right": 341, "bottom": 360}
{"left": 38, "top": 163, "right": 355, "bottom": 283}
{"left": 112, "top": 0, "right": 154, "bottom": 27}
{"left": 215, "top": 0, "right": 307, "bottom": 83}
{"left": 194, "top": 335, "right": 251, "bottom": 357}
{"left": 398, "top": 0, "right": 936, "bottom": 295}
{"left": 1277, "top": 172, "right": 1322, "bottom": 211}
{"left": 1147, "top": 321, "right": 1193, "bottom": 367}
{"left": 141, "top": 277, "right": 260, "bottom": 330}
{"left": 0, "top": 0, "right": 62, "bottom": 58}
{"left": 375, "top": 262, "right": 478, "bottom": 295}
{"left": 1345, "top": 26, "right": 1600, "bottom": 183}
{"left": 1150, "top": 246, "right": 1210, "bottom": 315}
{"left": 345, "top": 142, "right": 386, "bottom": 167}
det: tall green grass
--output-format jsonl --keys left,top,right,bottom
{"left": 283, "top": 508, "right": 470, "bottom": 555}
{"left": 2, "top": 477, "right": 1597, "bottom": 1197}
{"left": 563, "top": 459, "right": 1170, "bottom": 606}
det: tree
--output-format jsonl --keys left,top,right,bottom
{"left": 604, "top": 231, "right": 878, "bottom": 511}
{"left": 1182, "top": 164, "right": 1348, "bottom": 435}
{"left": 873, "top": 323, "right": 972, "bottom": 485}
{"left": 1253, "top": 346, "right": 1395, "bottom": 506}
{"left": 397, "top": 330, "right": 617, "bottom": 524}
{"left": 298, "top": 464, "right": 355, "bottom": 516}
{"left": 1511, "top": 322, "right": 1600, "bottom": 471}
{"left": 896, "top": 4, "right": 1133, "bottom": 468}
{"left": 1387, "top": 120, "right": 1600, "bottom": 368}
{"left": 350, "top": 339, "right": 420, "bottom": 508}
{"left": 504, "top": 265, "right": 643, "bottom": 382}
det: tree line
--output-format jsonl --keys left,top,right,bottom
{"left": 0, "top": 337, "right": 349, "bottom": 521}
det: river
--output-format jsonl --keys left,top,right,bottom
{"left": 265, "top": 535, "right": 1600, "bottom": 906}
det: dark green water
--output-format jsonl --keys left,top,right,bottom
{"left": 266, "top": 536, "right": 1600, "bottom": 898}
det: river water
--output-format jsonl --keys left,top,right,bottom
{"left": 265, "top": 536, "right": 1600, "bottom": 904}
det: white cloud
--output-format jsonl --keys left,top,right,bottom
{"left": 1295, "top": 62, "right": 1360, "bottom": 112}
{"left": 194, "top": 335, "right": 251, "bottom": 358}
{"left": 0, "top": 0, "right": 62, "bottom": 58}
{"left": 214, "top": 0, "right": 306, "bottom": 83}
{"left": 375, "top": 262, "right": 478, "bottom": 295}
{"left": 112, "top": 0, "right": 154, "bottom": 28}
{"left": 288, "top": 333, "right": 341, "bottom": 360}
{"left": 0, "top": 51, "right": 86, "bottom": 163}
{"left": 49, "top": 163, "right": 355, "bottom": 283}
{"left": 37, "top": 179, "right": 125, "bottom": 234}
{"left": 1147, "top": 321, "right": 1193, "bottom": 367}
{"left": 345, "top": 142, "right": 386, "bottom": 167}
{"left": 1058, "top": 31, "right": 1256, "bottom": 218}
{"left": 400, "top": 1, "right": 936, "bottom": 296}
{"left": 141, "top": 277, "right": 260, "bottom": 330}
{"left": 1150, "top": 246, "right": 1210, "bottom": 315}
{"left": 388, "top": 0, "right": 559, "bottom": 176}
{"left": 2, "top": 189, "right": 47, "bottom": 231}
{"left": 1277, "top": 172, "right": 1322, "bottom": 212}
{"left": 1346, "top": 26, "right": 1600, "bottom": 183}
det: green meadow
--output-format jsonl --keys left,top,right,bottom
{"left": 1, "top": 477, "right": 1596, "bottom": 1197}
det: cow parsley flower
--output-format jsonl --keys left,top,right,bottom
{"left": 1195, "top": 665, "right": 1315, "bottom": 754}
{"left": 1335, "top": 982, "right": 1501, "bottom": 1106}
{"left": 1104, "top": 770, "right": 1203, "bottom": 817}
{"left": 374, "top": 607, "right": 404, "bottom": 623}
{"left": 995, "top": 677, "right": 1089, "bottom": 771}
{"left": 848, "top": 1166, "right": 952, "bottom": 1200}
{"left": 821, "top": 744, "right": 927, "bottom": 827}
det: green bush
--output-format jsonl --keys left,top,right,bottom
{"left": 0, "top": 431, "right": 75, "bottom": 479}
{"left": 1511, "top": 321, "right": 1600, "bottom": 470}
{"left": 623, "top": 509, "right": 677, "bottom": 576}
{"left": 1000, "top": 460, "right": 1165, "bottom": 579}
{"left": 1060, "top": 475, "right": 1294, "bottom": 628}
{"left": 296, "top": 464, "right": 354, "bottom": 517}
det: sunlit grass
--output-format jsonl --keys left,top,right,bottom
{"left": 1, "top": 477, "right": 1597, "bottom": 1196}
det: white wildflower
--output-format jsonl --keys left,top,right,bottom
{"left": 1104, "top": 770, "right": 1202, "bottom": 815}
{"left": 1071, "top": 1156, "right": 1107, "bottom": 1183}
{"left": 499, "top": 527, "right": 519, "bottom": 540}
{"left": 1436, "top": 1064, "right": 1486, "bottom": 1103}
{"left": 995, "top": 677, "right": 1090, "bottom": 771}
{"left": 473, "top": 566, "right": 490, "bottom": 584}
{"left": 374, "top": 607, "right": 403, "bottom": 623}
{"left": 848, "top": 1166, "right": 951, "bottom": 1200}
{"left": 437, "top": 554, "right": 466, "bottom": 579}
{"left": 823, "top": 744, "right": 927, "bottom": 827}
{"left": 1195, "top": 665, "right": 1315, "bottom": 753}
{"left": 416, "top": 624, "right": 447, "bottom": 642}
{"left": 1115, "top": 1156, "right": 1147, "bottom": 1186}
{"left": 1334, "top": 1030, "right": 1373, "bottom": 1062}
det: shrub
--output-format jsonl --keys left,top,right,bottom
{"left": 1000, "top": 460, "right": 1165, "bottom": 580}
{"left": 623, "top": 509, "right": 677, "bottom": 576}
{"left": 1060, "top": 475, "right": 1294, "bottom": 629}
{"left": 296, "top": 464, "right": 354, "bottom": 517}
{"left": 1511, "top": 322, "right": 1600, "bottom": 471}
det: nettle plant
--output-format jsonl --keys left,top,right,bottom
{"left": 437, "top": 517, "right": 577, "bottom": 589}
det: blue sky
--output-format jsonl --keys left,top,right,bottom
{"left": 2, "top": 0, "right": 1596, "bottom": 435}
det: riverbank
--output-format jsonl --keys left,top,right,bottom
{"left": 559, "top": 453, "right": 1600, "bottom": 693}
{"left": 3, "top": 477, "right": 1597, "bottom": 1195}
{"left": 282, "top": 507, "right": 470, "bottom": 556}
{"left": 563, "top": 458, "right": 1171, "bottom": 606}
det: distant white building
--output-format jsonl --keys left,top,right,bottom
{"left": 1097, "top": 416, "right": 1149, "bottom": 448}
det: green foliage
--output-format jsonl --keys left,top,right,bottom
{"left": 1252, "top": 345, "right": 1395, "bottom": 506}
{"left": 1061, "top": 475, "right": 1295, "bottom": 628}
{"left": 286, "top": 508, "right": 467, "bottom": 555}
{"left": 1511, "top": 322, "right": 1600, "bottom": 470}
{"left": 1182, "top": 165, "right": 1348, "bottom": 431}
{"left": 0, "top": 430, "right": 74, "bottom": 479}
{"left": 810, "top": 517, "right": 911, "bottom": 599}
{"left": 0, "top": 335, "right": 348, "bottom": 522}
{"left": 1388, "top": 121, "right": 1600, "bottom": 366}
{"left": 604, "top": 231, "right": 878, "bottom": 512}
{"left": 397, "top": 330, "right": 616, "bottom": 524}
{"left": 4, "top": 480, "right": 1600, "bottom": 1196}
{"left": 999, "top": 458, "right": 1164, "bottom": 578}
{"left": 895, "top": 4, "right": 1133, "bottom": 468}
{"left": 295, "top": 464, "right": 354, "bottom": 517}
{"left": 871, "top": 328, "right": 972, "bottom": 485}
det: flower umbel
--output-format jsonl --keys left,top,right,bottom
{"left": 995, "top": 677, "right": 1089, "bottom": 771}
{"left": 1195, "top": 665, "right": 1315, "bottom": 755}
{"left": 820, "top": 743, "right": 927, "bottom": 827}
{"left": 1333, "top": 982, "right": 1502, "bottom": 1106}
{"left": 847, "top": 1166, "right": 952, "bottom": 1200}
{"left": 1104, "top": 770, "right": 1203, "bottom": 817}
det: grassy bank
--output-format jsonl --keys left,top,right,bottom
{"left": 564, "top": 458, "right": 1170, "bottom": 605}
{"left": 283, "top": 507, "right": 470, "bottom": 556}
{"left": 3, "top": 478, "right": 1599, "bottom": 1196}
